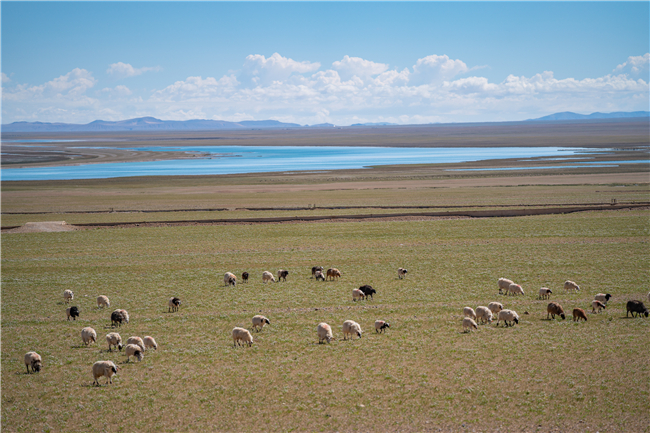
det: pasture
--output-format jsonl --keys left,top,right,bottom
{"left": 2, "top": 208, "right": 649, "bottom": 432}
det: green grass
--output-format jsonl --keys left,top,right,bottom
{"left": 2, "top": 210, "right": 649, "bottom": 432}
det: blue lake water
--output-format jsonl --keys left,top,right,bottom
{"left": 0, "top": 145, "right": 603, "bottom": 181}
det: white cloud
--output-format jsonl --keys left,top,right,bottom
{"left": 150, "top": 75, "right": 239, "bottom": 101}
{"left": 409, "top": 54, "right": 470, "bottom": 85}
{"left": 332, "top": 55, "right": 389, "bottom": 81}
{"left": 241, "top": 53, "right": 320, "bottom": 86}
{"left": 614, "top": 53, "right": 649, "bottom": 77}
{"left": 101, "top": 85, "right": 133, "bottom": 96}
{"left": 106, "top": 62, "right": 161, "bottom": 78}
{"left": 2, "top": 72, "right": 10, "bottom": 83}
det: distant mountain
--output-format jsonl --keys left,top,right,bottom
{"left": 531, "top": 111, "right": 650, "bottom": 122}
{"left": 1, "top": 117, "right": 302, "bottom": 132}
{"left": 306, "top": 123, "right": 336, "bottom": 128}
{"left": 350, "top": 122, "right": 399, "bottom": 126}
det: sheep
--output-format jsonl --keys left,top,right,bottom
{"left": 573, "top": 308, "right": 588, "bottom": 322}
{"left": 97, "top": 295, "right": 110, "bottom": 309}
{"left": 242, "top": 272, "right": 249, "bottom": 283}
{"left": 66, "top": 306, "right": 80, "bottom": 321}
{"left": 564, "top": 280, "right": 580, "bottom": 292}
{"left": 375, "top": 320, "right": 390, "bottom": 333}
{"left": 326, "top": 268, "right": 341, "bottom": 281}
{"left": 398, "top": 268, "right": 408, "bottom": 279}
{"left": 463, "top": 307, "right": 477, "bottom": 321}
{"left": 498, "top": 278, "right": 514, "bottom": 294}
{"left": 488, "top": 302, "right": 503, "bottom": 316}
{"left": 507, "top": 283, "right": 525, "bottom": 296}
{"left": 317, "top": 322, "right": 333, "bottom": 344}
{"left": 224, "top": 272, "right": 237, "bottom": 286}
{"left": 594, "top": 293, "right": 612, "bottom": 304}
{"left": 143, "top": 336, "right": 158, "bottom": 351}
{"left": 92, "top": 360, "right": 118, "bottom": 386}
{"left": 547, "top": 302, "right": 566, "bottom": 320}
{"left": 592, "top": 300, "right": 607, "bottom": 314}
{"left": 277, "top": 269, "right": 289, "bottom": 282}
{"left": 24, "top": 352, "right": 42, "bottom": 374}
{"left": 311, "top": 266, "right": 324, "bottom": 279}
{"left": 262, "top": 271, "right": 275, "bottom": 283}
{"left": 106, "top": 332, "right": 123, "bottom": 352}
{"left": 626, "top": 300, "right": 649, "bottom": 318}
{"left": 81, "top": 327, "right": 97, "bottom": 346}
{"left": 475, "top": 306, "right": 493, "bottom": 324}
{"left": 252, "top": 315, "right": 270, "bottom": 332}
{"left": 496, "top": 309, "right": 519, "bottom": 327}
{"left": 462, "top": 317, "right": 478, "bottom": 333}
{"left": 538, "top": 288, "right": 552, "bottom": 300}
{"left": 342, "top": 320, "right": 362, "bottom": 340}
{"left": 126, "top": 336, "right": 145, "bottom": 352}
{"left": 124, "top": 344, "right": 144, "bottom": 362}
{"left": 352, "top": 288, "right": 366, "bottom": 302}
{"left": 359, "top": 285, "right": 376, "bottom": 300}
{"left": 63, "top": 289, "right": 74, "bottom": 304}
{"left": 314, "top": 270, "right": 325, "bottom": 281}
{"left": 168, "top": 297, "right": 181, "bottom": 313}
{"left": 111, "top": 309, "right": 128, "bottom": 327}
{"left": 232, "top": 327, "right": 254, "bottom": 347}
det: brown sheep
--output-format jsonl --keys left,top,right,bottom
{"left": 547, "top": 302, "right": 566, "bottom": 320}
{"left": 326, "top": 268, "right": 341, "bottom": 281}
{"left": 573, "top": 308, "right": 588, "bottom": 322}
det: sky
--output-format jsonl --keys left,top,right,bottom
{"left": 1, "top": 2, "right": 649, "bottom": 126}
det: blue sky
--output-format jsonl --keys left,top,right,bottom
{"left": 2, "top": 2, "right": 649, "bottom": 125}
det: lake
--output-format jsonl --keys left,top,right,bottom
{"left": 0, "top": 145, "right": 585, "bottom": 181}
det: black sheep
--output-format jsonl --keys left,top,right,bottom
{"left": 278, "top": 270, "right": 289, "bottom": 282}
{"left": 111, "top": 310, "right": 124, "bottom": 327}
{"left": 67, "top": 306, "right": 80, "bottom": 321}
{"left": 626, "top": 300, "right": 649, "bottom": 318}
{"left": 242, "top": 272, "right": 249, "bottom": 283}
{"left": 359, "top": 285, "right": 376, "bottom": 300}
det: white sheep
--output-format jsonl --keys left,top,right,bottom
{"left": 224, "top": 272, "right": 237, "bottom": 286}
{"left": 342, "top": 320, "right": 362, "bottom": 340}
{"left": 594, "top": 293, "right": 612, "bottom": 304}
{"left": 92, "top": 360, "right": 118, "bottom": 386}
{"left": 488, "top": 302, "right": 503, "bottom": 316}
{"left": 63, "top": 289, "right": 74, "bottom": 303}
{"left": 24, "top": 351, "right": 42, "bottom": 373}
{"left": 252, "top": 315, "right": 270, "bottom": 332}
{"left": 317, "top": 322, "right": 334, "bottom": 344}
{"left": 143, "top": 336, "right": 158, "bottom": 351}
{"left": 463, "top": 307, "right": 477, "bottom": 320}
{"left": 538, "top": 288, "right": 552, "bottom": 300}
{"left": 564, "top": 280, "right": 580, "bottom": 292}
{"left": 106, "top": 332, "right": 123, "bottom": 351}
{"left": 81, "top": 327, "right": 97, "bottom": 346}
{"left": 375, "top": 320, "right": 390, "bottom": 333}
{"left": 462, "top": 317, "right": 478, "bottom": 333}
{"left": 496, "top": 309, "right": 519, "bottom": 327}
{"left": 475, "top": 306, "right": 493, "bottom": 324}
{"left": 232, "top": 327, "right": 254, "bottom": 347}
{"left": 352, "top": 288, "right": 365, "bottom": 302}
{"left": 125, "top": 344, "right": 144, "bottom": 362}
{"left": 507, "top": 283, "right": 525, "bottom": 296}
{"left": 262, "top": 271, "right": 275, "bottom": 283}
{"left": 592, "top": 300, "right": 607, "bottom": 314}
{"left": 97, "top": 295, "right": 110, "bottom": 309}
{"left": 497, "top": 278, "right": 514, "bottom": 294}
{"left": 126, "top": 336, "right": 145, "bottom": 352}
{"left": 119, "top": 309, "right": 130, "bottom": 324}
{"left": 398, "top": 268, "right": 408, "bottom": 279}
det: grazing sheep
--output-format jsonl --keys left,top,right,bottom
{"left": 498, "top": 278, "right": 515, "bottom": 294}
{"left": 81, "top": 327, "right": 97, "bottom": 346}
{"left": 326, "top": 268, "right": 341, "bottom": 281}
{"left": 125, "top": 344, "right": 144, "bottom": 362}
{"left": 592, "top": 300, "right": 607, "bottom": 313}
{"left": 277, "top": 269, "right": 289, "bottom": 282}
{"left": 496, "top": 309, "right": 519, "bottom": 327}
{"left": 143, "top": 336, "right": 158, "bottom": 351}
{"left": 262, "top": 271, "right": 275, "bottom": 283}
{"left": 111, "top": 309, "right": 128, "bottom": 327}
{"left": 538, "top": 288, "right": 552, "bottom": 300}
{"left": 126, "top": 336, "right": 145, "bottom": 352}
{"left": 564, "top": 280, "right": 580, "bottom": 292}
{"left": 342, "top": 320, "right": 362, "bottom": 340}
{"left": 224, "top": 272, "right": 237, "bottom": 286}
{"left": 352, "top": 288, "right": 366, "bottom": 302}
{"left": 168, "top": 297, "right": 181, "bottom": 313}
{"left": 232, "top": 327, "right": 254, "bottom": 347}
{"left": 463, "top": 317, "right": 478, "bottom": 333}
{"left": 594, "top": 293, "right": 612, "bottom": 304}
{"left": 398, "top": 268, "right": 408, "bottom": 279}
{"left": 66, "top": 306, "right": 80, "bottom": 321}
{"left": 375, "top": 320, "right": 390, "bottom": 333}
{"left": 359, "top": 285, "right": 376, "bottom": 300}
{"left": 252, "top": 315, "right": 270, "bottom": 332}
{"left": 314, "top": 270, "right": 325, "bottom": 281}
{"left": 317, "top": 322, "right": 333, "bottom": 344}
{"left": 573, "top": 308, "right": 588, "bottom": 322}
{"left": 547, "top": 302, "right": 566, "bottom": 320}
{"left": 626, "top": 300, "right": 649, "bottom": 318}
{"left": 24, "top": 352, "right": 42, "bottom": 374}
{"left": 97, "top": 295, "right": 110, "bottom": 309}
{"left": 488, "top": 302, "right": 503, "bottom": 316}
{"left": 63, "top": 289, "right": 74, "bottom": 304}
{"left": 475, "top": 306, "right": 493, "bottom": 324}
{"left": 106, "top": 332, "right": 123, "bottom": 352}
{"left": 507, "top": 283, "right": 525, "bottom": 296}
{"left": 311, "top": 266, "right": 324, "bottom": 279}
{"left": 92, "top": 361, "right": 118, "bottom": 386}
{"left": 242, "top": 272, "right": 249, "bottom": 283}
{"left": 463, "top": 307, "right": 477, "bottom": 320}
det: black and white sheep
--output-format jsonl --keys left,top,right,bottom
{"left": 496, "top": 309, "right": 519, "bottom": 327}
{"left": 125, "top": 344, "right": 144, "bottom": 362}
{"left": 594, "top": 293, "right": 612, "bottom": 304}
{"left": 311, "top": 266, "right": 324, "bottom": 279}
{"left": 342, "top": 320, "right": 362, "bottom": 340}
{"left": 592, "top": 300, "right": 607, "bottom": 313}
{"left": 252, "top": 315, "right": 270, "bottom": 332}
{"left": 375, "top": 320, "right": 390, "bottom": 333}
{"left": 168, "top": 297, "right": 181, "bottom": 313}
{"left": 398, "top": 268, "right": 408, "bottom": 279}
{"left": 92, "top": 361, "right": 118, "bottom": 386}
{"left": 106, "top": 332, "right": 123, "bottom": 351}
{"left": 352, "top": 288, "right": 365, "bottom": 302}
{"left": 66, "top": 306, "right": 80, "bottom": 321}
{"left": 538, "top": 288, "right": 552, "bottom": 300}
{"left": 277, "top": 269, "right": 289, "bottom": 282}
{"left": 224, "top": 272, "right": 237, "bottom": 286}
